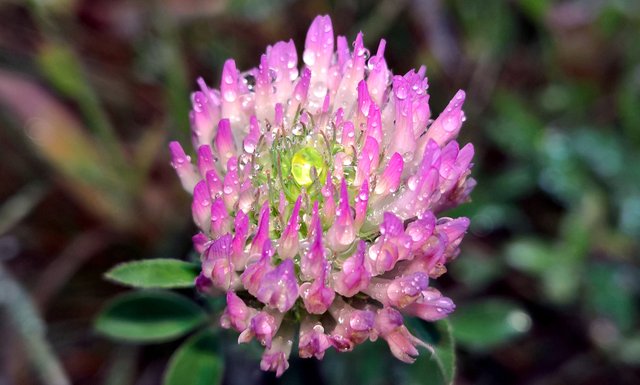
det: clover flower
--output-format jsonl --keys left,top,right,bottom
{"left": 170, "top": 15, "right": 474, "bottom": 376}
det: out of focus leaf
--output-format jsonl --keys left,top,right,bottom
{"left": 572, "top": 128, "right": 623, "bottom": 180}
{"left": 38, "top": 43, "right": 89, "bottom": 100}
{"left": 164, "top": 329, "right": 224, "bottom": 385}
{"left": 505, "top": 238, "right": 555, "bottom": 275}
{"left": 585, "top": 263, "right": 637, "bottom": 333}
{"left": 489, "top": 91, "right": 543, "bottom": 159}
{"left": 105, "top": 259, "right": 199, "bottom": 289}
{"left": 617, "top": 72, "right": 640, "bottom": 145}
{"left": 517, "top": 0, "right": 551, "bottom": 21}
{"left": 0, "top": 70, "right": 136, "bottom": 229}
{"left": 617, "top": 334, "right": 640, "bottom": 365}
{"left": 322, "top": 340, "right": 390, "bottom": 385}
{"left": 543, "top": 263, "right": 581, "bottom": 304}
{"left": 95, "top": 291, "right": 206, "bottom": 343}
{"left": 453, "top": 0, "right": 514, "bottom": 55}
{"left": 37, "top": 42, "right": 127, "bottom": 164}
{"left": 449, "top": 299, "right": 530, "bottom": 350}
{"left": 406, "top": 319, "right": 456, "bottom": 385}
{"left": 452, "top": 248, "right": 503, "bottom": 290}
{"left": 539, "top": 131, "right": 591, "bottom": 203}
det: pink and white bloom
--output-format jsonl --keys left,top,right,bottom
{"left": 171, "top": 15, "right": 474, "bottom": 376}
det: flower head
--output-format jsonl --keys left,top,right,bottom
{"left": 171, "top": 15, "right": 474, "bottom": 376}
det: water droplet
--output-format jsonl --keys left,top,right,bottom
{"left": 223, "top": 90, "right": 237, "bottom": 102}
{"left": 407, "top": 176, "right": 419, "bottom": 191}
{"left": 303, "top": 50, "right": 316, "bottom": 66}
{"left": 289, "top": 69, "right": 299, "bottom": 81}
{"left": 395, "top": 85, "right": 408, "bottom": 100}
{"left": 292, "top": 123, "right": 304, "bottom": 136}
{"left": 244, "top": 142, "right": 256, "bottom": 154}
{"left": 243, "top": 74, "right": 256, "bottom": 91}
{"left": 223, "top": 186, "right": 233, "bottom": 194}
{"left": 312, "top": 82, "right": 326, "bottom": 98}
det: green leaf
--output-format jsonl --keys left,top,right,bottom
{"left": 95, "top": 291, "right": 207, "bottom": 343}
{"left": 164, "top": 329, "right": 224, "bottom": 385}
{"left": 505, "top": 238, "right": 555, "bottom": 275}
{"left": 449, "top": 298, "right": 530, "bottom": 350}
{"left": 105, "top": 259, "right": 199, "bottom": 289}
{"left": 406, "top": 319, "right": 456, "bottom": 385}
{"left": 585, "top": 262, "right": 637, "bottom": 333}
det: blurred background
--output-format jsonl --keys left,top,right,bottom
{"left": 0, "top": 0, "right": 639, "bottom": 384}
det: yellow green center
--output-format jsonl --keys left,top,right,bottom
{"left": 291, "top": 147, "right": 325, "bottom": 186}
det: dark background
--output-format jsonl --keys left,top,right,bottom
{"left": 0, "top": 0, "right": 639, "bottom": 384}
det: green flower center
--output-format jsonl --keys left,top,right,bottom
{"left": 291, "top": 147, "right": 325, "bottom": 186}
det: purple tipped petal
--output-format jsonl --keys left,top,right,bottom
{"left": 321, "top": 174, "right": 336, "bottom": 224}
{"left": 220, "top": 59, "right": 242, "bottom": 122}
{"left": 214, "top": 119, "right": 236, "bottom": 168}
{"left": 402, "top": 287, "right": 456, "bottom": 321}
{"left": 366, "top": 103, "right": 383, "bottom": 145}
{"left": 303, "top": 15, "right": 334, "bottom": 81}
{"left": 202, "top": 234, "right": 238, "bottom": 290}
{"left": 375, "top": 307, "right": 430, "bottom": 363}
{"left": 425, "top": 89, "right": 466, "bottom": 146}
{"left": 195, "top": 273, "right": 213, "bottom": 293}
{"left": 354, "top": 179, "right": 369, "bottom": 230}
{"left": 326, "top": 179, "right": 355, "bottom": 252}
{"left": 241, "top": 239, "right": 274, "bottom": 296}
{"left": 196, "top": 144, "right": 216, "bottom": 177}
{"left": 260, "top": 334, "right": 293, "bottom": 377}
{"left": 299, "top": 318, "right": 331, "bottom": 359}
{"left": 301, "top": 202, "right": 327, "bottom": 280}
{"left": 290, "top": 67, "right": 311, "bottom": 116}
{"left": 192, "top": 233, "right": 209, "bottom": 254}
{"left": 336, "top": 35, "right": 349, "bottom": 67}
{"left": 275, "top": 103, "right": 284, "bottom": 126}
{"left": 223, "top": 157, "right": 240, "bottom": 211}
{"left": 374, "top": 152, "right": 404, "bottom": 195}
{"left": 333, "top": 241, "right": 371, "bottom": 297}
{"left": 278, "top": 195, "right": 302, "bottom": 260}
{"left": 340, "top": 121, "right": 355, "bottom": 148}
{"left": 256, "top": 258, "right": 300, "bottom": 312}
{"left": 221, "top": 291, "right": 256, "bottom": 331}
{"left": 366, "top": 272, "right": 429, "bottom": 308}
{"left": 190, "top": 91, "right": 216, "bottom": 148}
{"left": 367, "top": 212, "right": 413, "bottom": 275}
{"left": 329, "top": 298, "right": 375, "bottom": 351}
{"left": 170, "top": 141, "right": 199, "bottom": 192}
{"left": 230, "top": 210, "right": 249, "bottom": 269}
{"left": 386, "top": 272, "right": 430, "bottom": 307}
{"left": 249, "top": 202, "right": 270, "bottom": 258}
{"left": 355, "top": 136, "right": 380, "bottom": 186}
{"left": 405, "top": 211, "right": 437, "bottom": 251}
{"left": 356, "top": 80, "right": 372, "bottom": 124}
{"left": 210, "top": 197, "right": 231, "bottom": 238}
{"left": 389, "top": 78, "right": 416, "bottom": 160}
{"left": 205, "top": 168, "right": 223, "bottom": 198}
{"left": 191, "top": 180, "right": 211, "bottom": 233}
{"left": 239, "top": 309, "right": 283, "bottom": 348}
{"left": 366, "top": 39, "right": 390, "bottom": 106}
{"left": 300, "top": 264, "right": 335, "bottom": 314}
{"left": 243, "top": 116, "right": 261, "bottom": 154}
